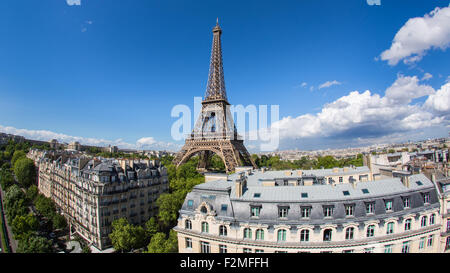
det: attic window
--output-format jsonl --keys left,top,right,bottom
{"left": 416, "top": 181, "right": 423, "bottom": 186}
{"left": 187, "top": 200, "right": 193, "bottom": 209}
{"left": 343, "top": 191, "right": 350, "bottom": 196}
{"left": 301, "top": 193, "right": 308, "bottom": 198}
{"left": 254, "top": 193, "right": 261, "bottom": 198}
{"left": 362, "top": 189, "right": 369, "bottom": 194}
{"left": 221, "top": 204, "right": 228, "bottom": 211}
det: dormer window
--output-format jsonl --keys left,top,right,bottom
{"left": 200, "top": 205, "right": 208, "bottom": 214}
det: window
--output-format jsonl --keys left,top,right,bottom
{"left": 339, "top": 177, "right": 343, "bottom": 183}
{"left": 429, "top": 214, "right": 435, "bottom": 225}
{"left": 366, "top": 203, "right": 375, "bottom": 214}
{"left": 219, "top": 244, "right": 227, "bottom": 253}
{"left": 384, "top": 244, "right": 393, "bottom": 253}
{"left": 185, "top": 219, "right": 192, "bottom": 230}
{"left": 221, "top": 204, "right": 228, "bottom": 212}
{"left": 243, "top": 248, "right": 252, "bottom": 253}
{"left": 219, "top": 225, "right": 227, "bottom": 236}
{"left": 404, "top": 219, "right": 411, "bottom": 231}
{"left": 255, "top": 249, "right": 264, "bottom": 253}
{"left": 185, "top": 237, "right": 192, "bottom": 249}
{"left": 403, "top": 197, "right": 410, "bottom": 208}
{"left": 385, "top": 200, "right": 393, "bottom": 212}
{"left": 401, "top": 241, "right": 410, "bottom": 253}
{"left": 323, "top": 206, "right": 334, "bottom": 217}
{"left": 256, "top": 229, "right": 264, "bottom": 240}
{"left": 187, "top": 200, "right": 194, "bottom": 209}
{"left": 201, "top": 222, "right": 209, "bottom": 233}
{"left": 419, "top": 237, "right": 426, "bottom": 249}
{"left": 253, "top": 193, "right": 261, "bottom": 198}
{"left": 301, "top": 207, "right": 311, "bottom": 218}
{"left": 446, "top": 237, "right": 450, "bottom": 250}
{"left": 343, "top": 191, "right": 350, "bottom": 196}
{"left": 366, "top": 225, "right": 375, "bottom": 237}
{"left": 342, "top": 250, "right": 354, "bottom": 253}
{"left": 427, "top": 235, "right": 434, "bottom": 247}
{"left": 447, "top": 219, "right": 450, "bottom": 232}
{"left": 364, "top": 247, "right": 374, "bottom": 253}
{"left": 300, "top": 229, "right": 309, "bottom": 242}
{"left": 200, "top": 241, "right": 210, "bottom": 253}
{"left": 421, "top": 216, "right": 428, "bottom": 227}
{"left": 200, "top": 206, "right": 207, "bottom": 214}
{"left": 323, "top": 229, "right": 332, "bottom": 241}
{"left": 251, "top": 206, "right": 260, "bottom": 217}
{"left": 301, "top": 193, "right": 308, "bottom": 198}
{"left": 345, "top": 205, "right": 354, "bottom": 216}
{"left": 277, "top": 229, "right": 287, "bottom": 241}
{"left": 362, "top": 188, "right": 369, "bottom": 194}
{"left": 243, "top": 228, "right": 252, "bottom": 239}
{"left": 423, "top": 193, "right": 430, "bottom": 204}
{"left": 345, "top": 227, "right": 354, "bottom": 240}
{"left": 386, "top": 222, "right": 394, "bottom": 234}
{"left": 278, "top": 207, "right": 289, "bottom": 218}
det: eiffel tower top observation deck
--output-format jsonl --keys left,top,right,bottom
{"left": 204, "top": 19, "right": 228, "bottom": 103}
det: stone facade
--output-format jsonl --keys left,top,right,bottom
{"left": 28, "top": 149, "right": 169, "bottom": 250}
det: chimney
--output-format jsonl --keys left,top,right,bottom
{"left": 284, "top": 170, "right": 292, "bottom": 176}
{"left": 297, "top": 170, "right": 303, "bottom": 176}
{"left": 235, "top": 173, "right": 247, "bottom": 198}
{"left": 119, "top": 159, "right": 127, "bottom": 171}
{"left": 402, "top": 176, "right": 410, "bottom": 188}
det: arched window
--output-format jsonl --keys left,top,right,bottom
{"left": 429, "top": 214, "right": 435, "bottom": 225}
{"left": 243, "top": 228, "right": 252, "bottom": 239}
{"left": 300, "top": 229, "right": 309, "bottom": 242}
{"left": 323, "top": 229, "right": 332, "bottom": 241}
{"left": 277, "top": 229, "right": 287, "bottom": 241}
{"left": 219, "top": 225, "right": 227, "bottom": 236}
{"left": 201, "top": 222, "right": 209, "bottom": 233}
{"left": 366, "top": 225, "right": 375, "bottom": 237}
{"left": 256, "top": 229, "right": 264, "bottom": 240}
{"left": 345, "top": 227, "right": 354, "bottom": 240}
{"left": 185, "top": 219, "right": 192, "bottom": 230}
{"left": 404, "top": 219, "right": 412, "bottom": 231}
{"left": 200, "top": 206, "right": 208, "bottom": 214}
{"left": 421, "top": 216, "right": 428, "bottom": 227}
{"left": 386, "top": 222, "right": 394, "bottom": 234}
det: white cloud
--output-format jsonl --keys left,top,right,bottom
{"left": 0, "top": 125, "right": 181, "bottom": 151}
{"left": 421, "top": 72, "right": 433, "bottom": 81}
{"left": 425, "top": 82, "right": 450, "bottom": 112}
{"left": 380, "top": 6, "right": 450, "bottom": 66}
{"left": 266, "top": 74, "right": 445, "bottom": 142}
{"left": 318, "top": 80, "right": 342, "bottom": 89}
{"left": 66, "top": 0, "right": 81, "bottom": 6}
{"left": 384, "top": 74, "right": 435, "bottom": 104}
{"left": 301, "top": 82, "right": 307, "bottom": 87}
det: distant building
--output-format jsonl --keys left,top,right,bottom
{"left": 28, "top": 149, "right": 169, "bottom": 250}
{"left": 174, "top": 167, "right": 444, "bottom": 253}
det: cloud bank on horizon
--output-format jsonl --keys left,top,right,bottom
{"left": 0, "top": 125, "right": 181, "bottom": 152}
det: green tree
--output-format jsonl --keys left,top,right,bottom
{"left": 164, "top": 230, "right": 178, "bottom": 253}
{"left": 109, "top": 218, "right": 148, "bottom": 252}
{"left": 0, "top": 169, "right": 15, "bottom": 190}
{"left": 11, "top": 213, "right": 38, "bottom": 240}
{"left": 26, "top": 185, "right": 39, "bottom": 203}
{"left": 11, "top": 150, "right": 26, "bottom": 167}
{"left": 146, "top": 232, "right": 167, "bottom": 253}
{"left": 35, "top": 194, "right": 56, "bottom": 219}
{"left": 52, "top": 213, "right": 67, "bottom": 230}
{"left": 14, "top": 157, "right": 36, "bottom": 188}
{"left": 17, "top": 235, "right": 53, "bottom": 253}
{"left": 145, "top": 217, "right": 159, "bottom": 237}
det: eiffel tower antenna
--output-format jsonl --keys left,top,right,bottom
{"left": 173, "top": 21, "right": 256, "bottom": 173}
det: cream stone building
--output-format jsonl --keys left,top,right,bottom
{"left": 174, "top": 167, "right": 443, "bottom": 253}
{"left": 28, "top": 149, "right": 169, "bottom": 250}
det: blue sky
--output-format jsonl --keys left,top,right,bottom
{"left": 1, "top": 0, "right": 449, "bottom": 151}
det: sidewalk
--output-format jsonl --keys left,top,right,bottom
{"left": 0, "top": 185, "right": 18, "bottom": 252}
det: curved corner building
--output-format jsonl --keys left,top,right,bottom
{"left": 174, "top": 167, "right": 443, "bottom": 253}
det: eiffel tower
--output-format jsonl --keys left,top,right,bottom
{"left": 173, "top": 20, "right": 256, "bottom": 173}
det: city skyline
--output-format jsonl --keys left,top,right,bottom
{"left": 1, "top": 0, "right": 450, "bottom": 152}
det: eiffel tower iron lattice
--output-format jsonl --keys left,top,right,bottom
{"left": 173, "top": 21, "right": 257, "bottom": 173}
